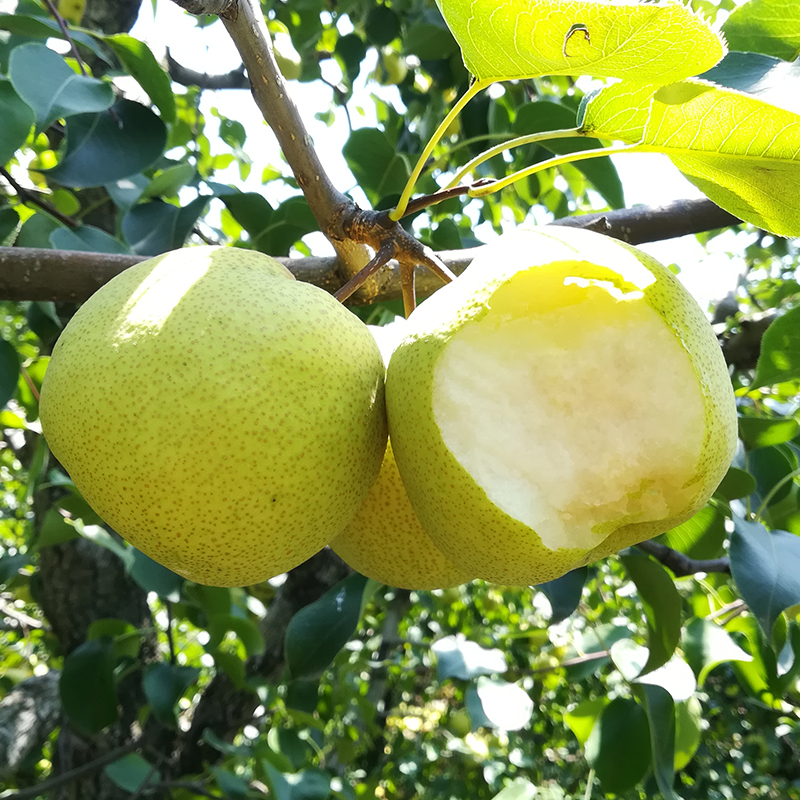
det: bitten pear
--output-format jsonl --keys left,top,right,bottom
{"left": 386, "top": 227, "right": 737, "bottom": 586}
{"left": 40, "top": 246, "right": 387, "bottom": 587}
{"left": 331, "top": 321, "right": 473, "bottom": 590}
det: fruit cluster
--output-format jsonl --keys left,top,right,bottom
{"left": 39, "top": 227, "right": 737, "bottom": 589}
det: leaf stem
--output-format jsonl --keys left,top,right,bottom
{"left": 445, "top": 127, "right": 582, "bottom": 189}
{"left": 754, "top": 467, "right": 800, "bottom": 521}
{"left": 468, "top": 144, "right": 644, "bottom": 198}
{"left": 390, "top": 80, "right": 488, "bottom": 221}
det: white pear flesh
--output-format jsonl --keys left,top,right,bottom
{"left": 386, "top": 227, "right": 737, "bottom": 586}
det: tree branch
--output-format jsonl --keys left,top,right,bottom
{"left": 636, "top": 540, "right": 730, "bottom": 577}
{"left": 1, "top": 739, "right": 141, "bottom": 800}
{"left": 166, "top": 49, "right": 250, "bottom": 90}
{"left": 0, "top": 168, "right": 78, "bottom": 229}
{"left": 0, "top": 198, "right": 740, "bottom": 304}
{"left": 0, "top": 673, "right": 61, "bottom": 780}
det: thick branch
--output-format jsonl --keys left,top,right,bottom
{"left": 0, "top": 198, "right": 740, "bottom": 304}
{"left": 637, "top": 540, "right": 731, "bottom": 577}
{"left": 0, "top": 673, "right": 61, "bottom": 779}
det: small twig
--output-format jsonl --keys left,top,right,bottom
{"left": 636, "top": 539, "right": 730, "bottom": 577}
{"left": 1, "top": 739, "right": 141, "bottom": 800}
{"left": 166, "top": 49, "right": 249, "bottom": 90}
{"left": 166, "top": 601, "right": 177, "bottom": 665}
{"left": 0, "top": 599, "right": 44, "bottom": 630}
{"left": 20, "top": 365, "right": 40, "bottom": 402}
{"left": 706, "top": 599, "right": 746, "bottom": 622}
{"left": 41, "top": 0, "right": 87, "bottom": 75}
{"left": 0, "top": 168, "right": 79, "bottom": 229}
{"left": 334, "top": 240, "right": 396, "bottom": 304}
{"left": 400, "top": 180, "right": 493, "bottom": 218}
{"left": 191, "top": 225, "right": 219, "bottom": 246}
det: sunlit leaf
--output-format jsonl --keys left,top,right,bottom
{"left": 585, "top": 697, "right": 651, "bottom": 794}
{"left": 564, "top": 697, "right": 608, "bottom": 747}
{"left": 702, "top": 52, "right": 800, "bottom": 114}
{"left": 489, "top": 778, "right": 537, "bottom": 800}
{"left": 673, "top": 697, "right": 703, "bottom": 771}
{"left": 683, "top": 617, "right": 753, "bottom": 685}
{"left": 739, "top": 416, "right": 800, "bottom": 449}
{"left": 621, "top": 554, "right": 682, "bottom": 673}
{"left": 436, "top": 0, "right": 724, "bottom": 83}
{"left": 723, "top": 0, "right": 800, "bottom": 62}
{"left": 633, "top": 683, "right": 678, "bottom": 800}
{"left": 468, "top": 676, "right": 533, "bottom": 731}
{"left": 581, "top": 78, "right": 800, "bottom": 236}
{"left": 660, "top": 504, "right": 726, "bottom": 560}
{"left": 433, "top": 633, "right": 507, "bottom": 680}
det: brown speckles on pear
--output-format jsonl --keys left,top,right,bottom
{"left": 39, "top": 246, "right": 387, "bottom": 587}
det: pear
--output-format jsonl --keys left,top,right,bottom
{"left": 386, "top": 227, "right": 737, "bottom": 586}
{"left": 40, "top": 246, "right": 387, "bottom": 587}
{"left": 330, "top": 320, "right": 473, "bottom": 590}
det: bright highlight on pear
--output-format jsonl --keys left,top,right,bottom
{"left": 386, "top": 227, "right": 737, "bottom": 586}
{"left": 40, "top": 246, "right": 387, "bottom": 587}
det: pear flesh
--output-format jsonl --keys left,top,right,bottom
{"left": 386, "top": 227, "right": 737, "bottom": 586}
{"left": 40, "top": 246, "right": 387, "bottom": 587}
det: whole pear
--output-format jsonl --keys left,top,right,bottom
{"left": 331, "top": 321, "right": 473, "bottom": 590}
{"left": 386, "top": 227, "right": 737, "bottom": 586}
{"left": 40, "top": 246, "right": 387, "bottom": 586}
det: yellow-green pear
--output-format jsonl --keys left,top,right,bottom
{"left": 40, "top": 246, "right": 387, "bottom": 587}
{"left": 386, "top": 227, "right": 737, "bottom": 586}
{"left": 330, "top": 320, "right": 473, "bottom": 590}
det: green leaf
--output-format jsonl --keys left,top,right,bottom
{"left": 722, "top": 0, "right": 800, "bottom": 62}
{"left": 128, "top": 548, "right": 184, "bottom": 601}
{"left": 0, "top": 337, "right": 20, "bottom": 409}
{"left": 59, "top": 638, "right": 119, "bottom": 735}
{"left": 620, "top": 554, "right": 682, "bottom": 673}
{"left": 564, "top": 623, "right": 632, "bottom": 681}
{"left": 739, "top": 416, "right": 800, "bottom": 449}
{"left": 730, "top": 518, "right": 800, "bottom": 641}
{"left": 403, "top": 21, "right": 458, "bottom": 61}
{"left": 635, "top": 656, "right": 697, "bottom": 703}
{"left": 47, "top": 99, "right": 167, "bottom": 188}
{"left": 143, "top": 662, "right": 200, "bottom": 727}
{"left": 673, "top": 697, "right": 703, "bottom": 771}
{"left": 683, "top": 617, "right": 753, "bottom": 685}
{"left": 211, "top": 649, "right": 247, "bottom": 689}
{"left": 466, "top": 676, "right": 533, "bottom": 731}
{"left": 121, "top": 196, "right": 208, "bottom": 256}
{"left": 581, "top": 78, "right": 800, "bottom": 237}
{"left": 0, "top": 205, "right": 20, "bottom": 246}
{"left": 435, "top": 0, "right": 724, "bottom": 84}
{"left": 207, "top": 613, "right": 265, "bottom": 657}
{"left": 87, "top": 618, "right": 141, "bottom": 660}
{"left": 702, "top": 52, "right": 800, "bottom": 115}
{"left": 609, "top": 638, "right": 649, "bottom": 681}
{"left": 0, "top": 79, "right": 34, "bottom": 165}
{"left": 285, "top": 572, "right": 374, "bottom": 681}
{"left": 537, "top": 566, "right": 588, "bottom": 625}
{"left": 513, "top": 102, "right": 623, "bottom": 209}
{"left": 106, "top": 174, "right": 149, "bottom": 209}
{"left": 37, "top": 508, "right": 80, "bottom": 548}
{"left": 659, "top": 504, "right": 726, "bottom": 561}
{"left": 141, "top": 163, "right": 196, "bottom": 199}
{"left": 342, "top": 128, "right": 410, "bottom": 205}
{"left": 432, "top": 633, "right": 507, "bottom": 680}
{"left": 564, "top": 697, "right": 608, "bottom": 747}
{"left": 748, "top": 444, "right": 797, "bottom": 507}
{"left": 104, "top": 754, "right": 160, "bottom": 793}
{"left": 752, "top": 306, "right": 800, "bottom": 388}
{"left": 221, "top": 191, "right": 273, "bottom": 238}
{"left": 50, "top": 225, "right": 130, "bottom": 255}
{"left": 489, "top": 778, "right": 537, "bottom": 800}
{"left": 633, "top": 684, "right": 679, "bottom": 800}
{"left": 263, "top": 763, "right": 331, "bottom": 800}
{"left": 9, "top": 43, "right": 114, "bottom": 132}
{"left": 365, "top": 4, "right": 401, "bottom": 47}
{"left": 585, "top": 697, "right": 651, "bottom": 794}
{"left": 256, "top": 196, "right": 317, "bottom": 257}
{"left": 102, "top": 33, "right": 176, "bottom": 122}
{"left": 0, "top": 14, "right": 109, "bottom": 61}
{"left": 715, "top": 466, "right": 758, "bottom": 501}
{"left": 213, "top": 767, "right": 251, "bottom": 798}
